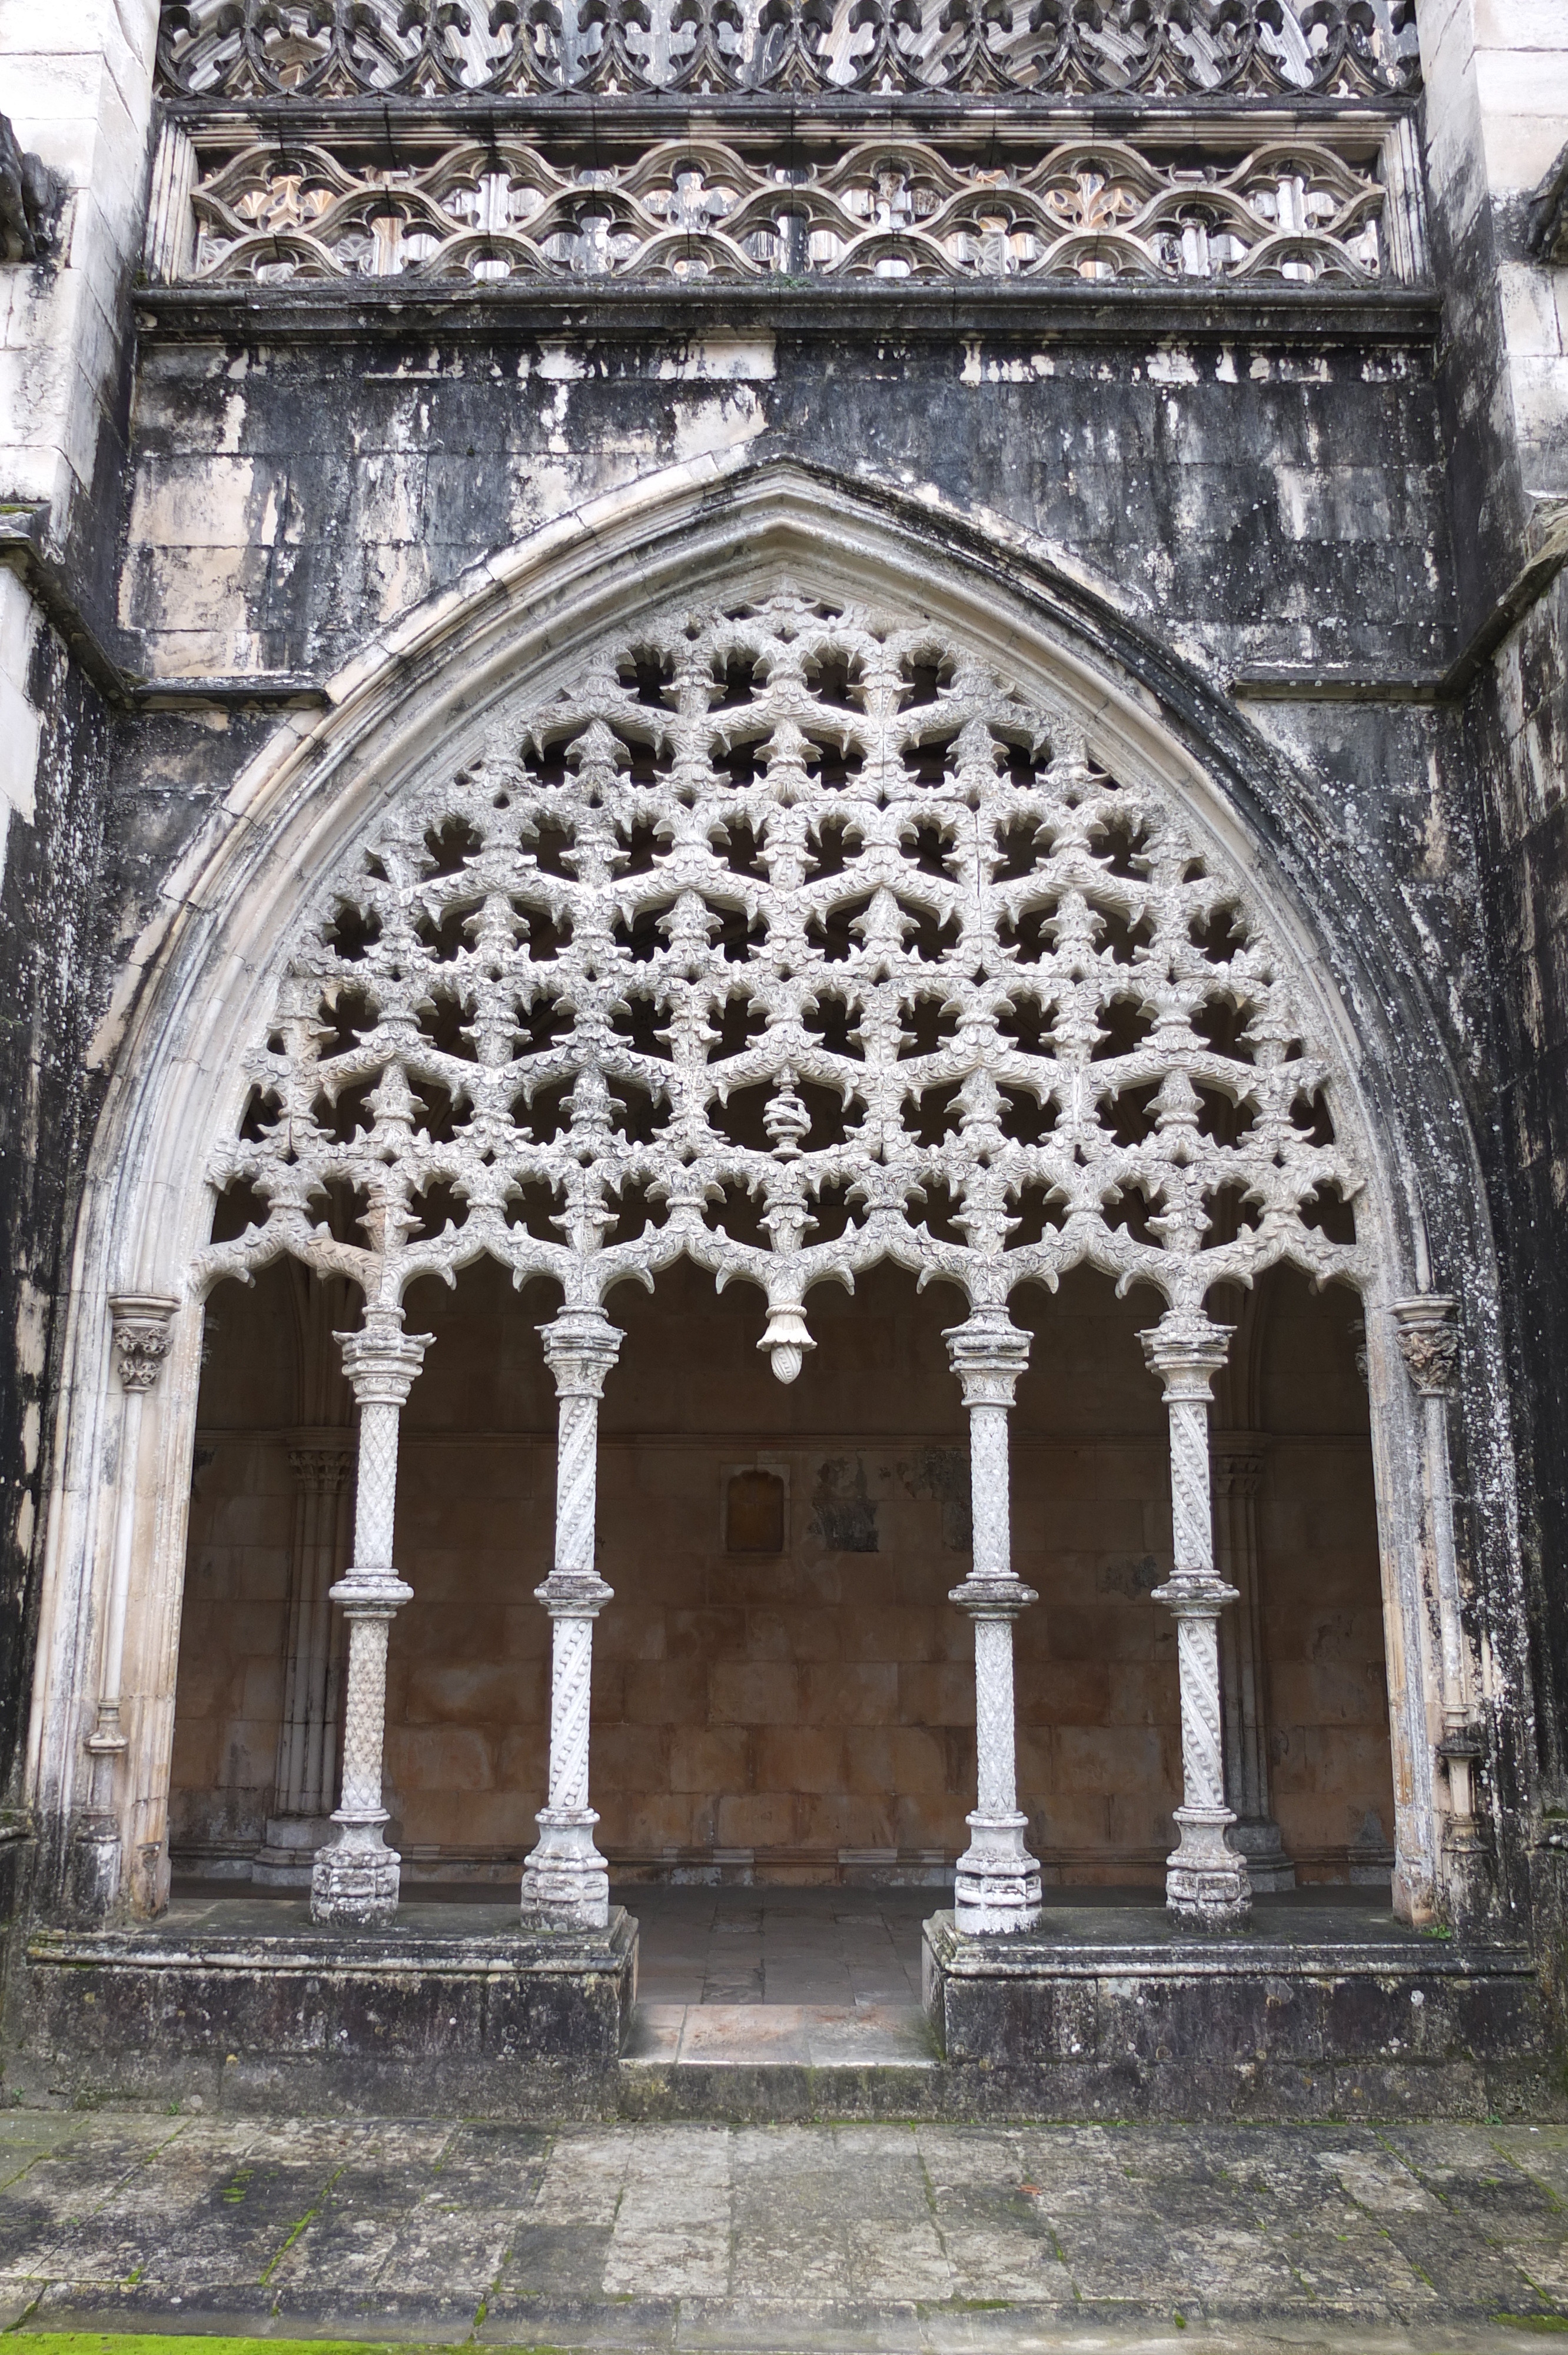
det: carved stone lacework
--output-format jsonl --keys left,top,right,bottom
{"left": 197, "top": 587, "right": 1370, "bottom": 1931}
{"left": 181, "top": 134, "right": 1394, "bottom": 288}
{"left": 198, "top": 588, "right": 1365, "bottom": 1361}
{"left": 157, "top": 0, "right": 1419, "bottom": 101}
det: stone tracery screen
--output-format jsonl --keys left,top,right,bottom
{"left": 201, "top": 589, "right": 1366, "bottom": 1374}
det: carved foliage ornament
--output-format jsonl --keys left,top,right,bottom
{"left": 198, "top": 589, "right": 1366, "bottom": 1379}
{"left": 184, "top": 134, "right": 1392, "bottom": 288}
{"left": 157, "top": 0, "right": 1420, "bottom": 101}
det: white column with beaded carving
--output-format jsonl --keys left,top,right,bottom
{"left": 72, "top": 1295, "right": 179, "bottom": 1921}
{"left": 522, "top": 1305, "right": 623, "bottom": 1931}
{"left": 944, "top": 1308, "right": 1042, "bottom": 1936}
{"left": 1391, "top": 1296, "right": 1480, "bottom": 1845}
{"left": 1142, "top": 1308, "right": 1251, "bottom": 1928}
{"left": 1212, "top": 1436, "right": 1294, "bottom": 1892}
{"left": 254, "top": 1437, "right": 351, "bottom": 1886}
{"left": 310, "top": 1305, "right": 430, "bottom": 1927}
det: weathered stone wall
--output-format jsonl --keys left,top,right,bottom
{"left": 1416, "top": 0, "right": 1568, "bottom": 1843}
{"left": 6, "top": 0, "right": 1568, "bottom": 1957}
{"left": 0, "top": 2, "right": 160, "bottom": 1935}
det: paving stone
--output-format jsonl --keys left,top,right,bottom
{"left": 0, "top": 2111, "right": 1562, "bottom": 2345}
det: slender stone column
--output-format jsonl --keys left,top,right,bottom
{"left": 254, "top": 1438, "right": 351, "bottom": 1886}
{"left": 1141, "top": 1309, "right": 1251, "bottom": 1929}
{"left": 521, "top": 1305, "right": 623, "bottom": 1931}
{"left": 1391, "top": 1296, "right": 1481, "bottom": 1843}
{"left": 944, "top": 1308, "right": 1042, "bottom": 1936}
{"left": 1212, "top": 1436, "right": 1295, "bottom": 1892}
{"left": 72, "top": 1295, "right": 178, "bottom": 1921}
{"left": 310, "top": 1306, "right": 430, "bottom": 1927}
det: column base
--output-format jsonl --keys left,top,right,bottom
{"left": 310, "top": 1819, "right": 400, "bottom": 1926}
{"left": 1231, "top": 1815, "right": 1297, "bottom": 1894}
{"left": 954, "top": 1811, "right": 1042, "bottom": 1936}
{"left": 68, "top": 1816, "right": 122, "bottom": 1926}
{"left": 254, "top": 1815, "right": 337, "bottom": 1888}
{"left": 521, "top": 1808, "right": 609, "bottom": 1932}
{"left": 1166, "top": 1806, "right": 1251, "bottom": 1930}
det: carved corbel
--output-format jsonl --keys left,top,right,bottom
{"left": 0, "top": 116, "right": 62, "bottom": 264}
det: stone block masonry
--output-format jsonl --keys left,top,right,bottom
{"left": 4, "top": 0, "right": 1568, "bottom": 2127}
{"left": 0, "top": 2108, "right": 1567, "bottom": 2348}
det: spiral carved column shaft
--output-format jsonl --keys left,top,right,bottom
{"left": 310, "top": 1308, "right": 430, "bottom": 1929}
{"left": 1141, "top": 1309, "right": 1251, "bottom": 1931}
{"left": 944, "top": 1310, "right": 1041, "bottom": 1938}
{"left": 522, "top": 1307, "right": 623, "bottom": 1933}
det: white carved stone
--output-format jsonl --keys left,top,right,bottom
{"left": 310, "top": 1306, "right": 430, "bottom": 1926}
{"left": 1141, "top": 1308, "right": 1251, "bottom": 1929}
{"left": 191, "top": 584, "right": 1368, "bottom": 1933}
{"left": 945, "top": 1309, "right": 1041, "bottom": 1935}
{"left": 175, "top": 131, "right": 1398, "bottom": 291}
{"left": 156, "top": 0, "right": 1420, "bottom": 101}
{"left": 521, "top": 1306, "right": 623, "bottom": 1931}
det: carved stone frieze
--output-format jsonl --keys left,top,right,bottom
{"left": 156, "top": 0, "right": 1420, "bottom": 101}
{"left": 178, "top": 131, "right": 1397, "bottom": 288}
{"left": 197, "top": 587, "right": 1365, "bottom": 1371}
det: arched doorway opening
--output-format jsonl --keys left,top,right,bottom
{"left": 34, "top": 472, "right": 1494, "bottom": 1946}
{"left": 168, "top": 1247, "right": 1393, "bottom": 1915}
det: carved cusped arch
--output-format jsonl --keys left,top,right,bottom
{"left": 197, "top": 584, "right": 1367, "bottom": 1369}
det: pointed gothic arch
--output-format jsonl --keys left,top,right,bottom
{"left": 25, "top": 455, "right": 1517, "bottom": 1931}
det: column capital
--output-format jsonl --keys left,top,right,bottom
{"left": 534, "top": 1569, "right": 614, "bottom": 1618}
{"left": 335, "top": 1308, "right": 431, "bottom": 1407}
{"left": 1139, "top": 1308, "right": 1233, "bottom": 1402}
{"left": 108, "top": 1294, "right": 179, "bottom": 1392}
{"left": 948, "top": 1574, "right": 1038, "bottom": 1620}
{"left": 1391, "top": 1294, "right": 1459, "bottom": 1397}
{"left": 944, "top": 1307, "right": 1031, "bottom": 1409}
{"left": 539, "top": 1306, "right": 623, "bottom": 1399}
{"left": 1152, "top": 1574, "right": 1240, "bottom": 1614}
{"left": 329, "top": 1569, "right": 413, "bottom": 1614}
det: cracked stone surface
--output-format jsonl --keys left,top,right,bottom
{"left": 0, "top": 2111, "right": 1566, "bottom": 2349}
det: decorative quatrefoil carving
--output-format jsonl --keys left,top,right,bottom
{"left": 200, "top": 588, "right": 1365, "bottom": 1375}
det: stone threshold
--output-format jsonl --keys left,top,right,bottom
{"left": 627, "top": 1999, "right": 936, "bottom": 2068}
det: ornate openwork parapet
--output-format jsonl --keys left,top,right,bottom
{"left": 145, "top": 0, "right": 1427, "bottom": 298}
{"left": 155, "top": 0, "right": 1419, "bottom": 101}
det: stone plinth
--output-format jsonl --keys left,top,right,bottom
{"left": 13, "top": 1898, "right": 637, "bottom": 2120}
{"left": 922, "top": 1901, "right": 1547, "bottom": 2118}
